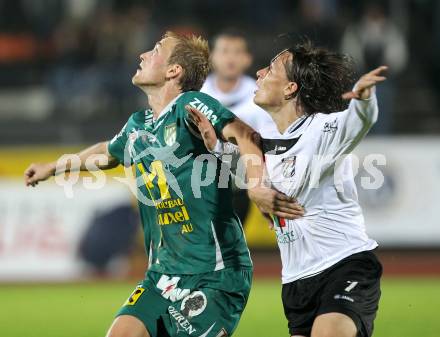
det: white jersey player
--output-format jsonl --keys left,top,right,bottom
{"left": 263, "top": 94, "right": 378, "bottom": 283}
{"left": 189, "top": 42, "right": 387, "bottom": 337}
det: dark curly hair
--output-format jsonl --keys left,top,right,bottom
{"left": 283, "top": 40, "right": 356, "bottom": 115}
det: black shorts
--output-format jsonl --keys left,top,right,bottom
{"left": 282, "top": 250, "right": 382, "bottom": 337}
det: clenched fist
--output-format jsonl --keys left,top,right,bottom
{"left": 24, "top": 162, "right": 55, "bottom": 187}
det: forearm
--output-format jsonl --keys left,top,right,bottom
{"left": 348, "top": 91, "right": 378, "bottom": 127}
{"left": 222, "top": 120, "right": 264, "bottom": 187}
{"left": 51, "top": 141, "right": 119, "bottom": 174}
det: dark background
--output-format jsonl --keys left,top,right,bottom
{"left": 0, "top": 0, "right": 438, "bottom": 146}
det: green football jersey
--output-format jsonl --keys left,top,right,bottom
{"left": 108, "top": 91, "right": 252, "bottom": 274}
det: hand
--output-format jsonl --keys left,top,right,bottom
{"left": 248, "top": 187, "right": 304, "bottom": 220}
{"left": 24, "top": 162, "right": 55, "bottom": 187}
{"left": 261, "top": 212, "right": 275, "bottom": 230}
{"left": 342, "top": 66, "right": 388, "bottom": 100}
{"left": 185, "top": 105, "right": 218, "bottom": 151}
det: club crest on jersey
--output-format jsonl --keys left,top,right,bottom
{"left": 164, "top": 123, "right": 177, "bottom": 146}
{"left": 281, "top": 155, "right": 296, "bottom": 177}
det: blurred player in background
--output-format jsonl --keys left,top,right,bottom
{"left": 24, "top": 32, "right": 303, "bottom": 337}
{"left": 201, "top": 30, "right": 278, "bottom": 136}
{"left": 189, "top": 41, "right": 386, "bottom": 337}
{"left": 201, "top": 30, "right": 280, "bottom": 223}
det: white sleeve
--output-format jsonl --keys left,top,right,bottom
{"left": 209, "top": 140, "right": 239, "bottom": 158}
{"left": 321, "top": 92, "right": 378, "bottom": 156}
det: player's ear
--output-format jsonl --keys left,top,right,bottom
{"left": 166, "top": 64, "right": 183, "bottom": 80}
{"left": 284, "top": 81, "right": 298, "bottom": 100}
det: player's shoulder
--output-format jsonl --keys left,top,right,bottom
{"left": 127, "top": 109, "right": 148, "bottom": 125}
{"left": 311, "top": 111, "right": 344, "bottom": 124}
{"left": 179, "top": 90, "right": 220, "bottom": 102}
{"left": 177, "top": 90, "right": 223, "bottom": 108}
{"left": 306, "top": 110, "right": 348, "bottom": 135}
{"left": 131, "top": 109, "right": 147, "bottom": 119}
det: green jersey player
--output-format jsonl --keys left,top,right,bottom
{"left": 24, "top": 32, "right": 303, "bottom": 337}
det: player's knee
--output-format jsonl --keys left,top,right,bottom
{"left": 105, "top": 315, "right": 150, "bottom": 337}
{"left": 311, "top": 313, "right": 357, "bottom": 337}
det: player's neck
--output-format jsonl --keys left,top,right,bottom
{"left": 270, "top": 104, "right": 304, "bottom": 134}
{"left": 215, "top": 75, "right": 240, "bottom": 93}
{"left": 146, "top": 85, "right": 182, "bottom": 119}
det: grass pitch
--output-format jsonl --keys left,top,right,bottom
{"left": 0, "top": 278, "right": 439, "bottom": 337}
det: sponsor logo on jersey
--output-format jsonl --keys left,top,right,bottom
{"left": 156, "top": 197, "right": 185, "bottom": 209}
{"left": 157, "top": 205, "right": 190, "bottom": 225}
{"left": 157, "top": 275, "right": 190, "bottom": 302}
{"left": 334, "top": 294, "right": 355, "bottom": 302}
{"left": 145, "top": 109, "right": 154, "bottom": 128}
{"left": 168, "top": 306, "right": 197, "bottom": 335}
{"left": 169, "top": 305, "right": 216, "bottom": 337}
{"left": 164, "top": 123, "right": 177, "bottom": 146}
{"left": 181, "top": 291, "right": 207, "bottom": 318}
{"left": 155, "top": 198, "right": 194, "bottom": 232}
{"left": 323, "top": 118, "right": 338, "bottom": 133}
{"left": 181, "top": 223, "right": 193, "bottom": 234}
{"left": 189, "top": 97, "right": 219, "bottom": 125}
{"left": 276, "top": 230, "right": 298, "bottom": 244}
{"left": 262, "top": 137, "right": 301, "bottom": 155}
{"left": 124, "top": 285, "right": 146, "bottom": 306}
{"left": 281, "top": 155, "right": 296, "bottom": 178}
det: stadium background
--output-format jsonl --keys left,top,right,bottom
{"left": 1, "top": 0, "right": 439, "bottom": 336}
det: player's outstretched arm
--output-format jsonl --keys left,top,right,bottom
{"left": 24, "top": 141, "right": 119, "bottom": 187}
{"left": 340, "top": 65, "right": 388, "bottom": 128}
{"left": 342, "top": 65, "right": 388, "bottom": 101}
{"left": 323, "top": 66, "right": 388, "bottom": 156}
{"left": 185, "top": 105, "right": 304, "bottom": 220}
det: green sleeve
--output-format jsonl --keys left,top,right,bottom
{"left": 182, "top": 91, "right": 236, "bottom": 137}
{"left": 108, "top": 120, "right": 131, "bottom": 165}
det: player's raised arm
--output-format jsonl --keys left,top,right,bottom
{"left": 24, "top": 141, "right": 119, "bottom": 187}
{"left": 327, "top": 66, "right": 387, "bottom": 154}
{"left": 185, "top": 105, "right": 304, "bottom": 220}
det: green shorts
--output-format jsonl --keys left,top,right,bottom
{"left": 116, "top": 267, "right": 253, "bottom": 337}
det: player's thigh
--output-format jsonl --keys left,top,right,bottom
{"left": 115, "top": 279, "right": 170, "bottom": 337}
{"left": 164, "top": 286, "right": 248, "bottom": 337}
{"left": 282, "top": 276, "right": 322, "bottom": 337}
{"left": 311, "top": 312, "right": 356, "bottom": 337}
{"left": 317, "top": 251, "right": 382, "bottom": 337}
{"left": 106, "top": 315, "right": 151, "bottom": 337}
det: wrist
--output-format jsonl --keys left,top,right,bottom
{"left": 209, "top": 139, "right": 224, "bottom": 158}
{"left": 247, "top": 186, "right": 262, "bottom": 200}
{"left": 49, "top": 162, "right": 57, "bottom": 176}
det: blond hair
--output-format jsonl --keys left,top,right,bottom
{"left": 164, "top": 31, "right": 210, "bottom": 92}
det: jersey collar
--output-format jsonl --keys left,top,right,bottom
{"left": 153, "top": 93, "right": 184, "bottom": 123}
{"left": 284, "top": 114, "right": 311, "bottom": 137}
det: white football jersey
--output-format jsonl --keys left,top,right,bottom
{"left": 201, "top": 74, "right": 280, "bottom": 137}
{"left": 262, "top": 95, "right": 379, "bottom": 284}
